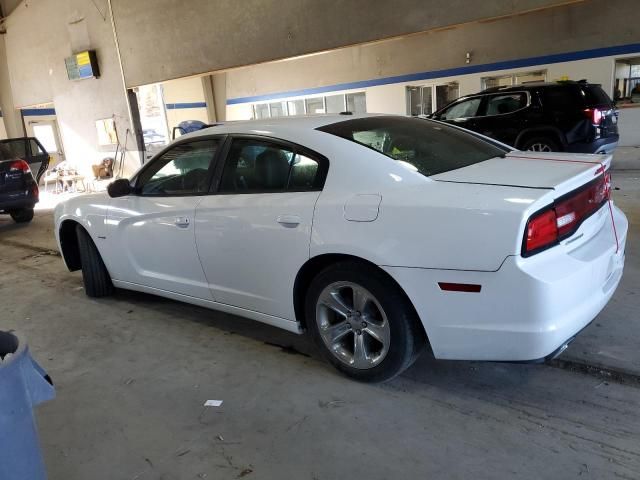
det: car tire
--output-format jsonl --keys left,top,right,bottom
{"left": 10, "top": 208, "right": 34, "bottom": 223}
{"left": 521, "top": 136, "right": 561, "bottom": 152}
{"left": 76, "top": 225, "right": 114, "bottom": 298}
{"left": 305, "top": 261, "right": 425, "bottom": 382}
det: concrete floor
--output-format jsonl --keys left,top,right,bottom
{"left": 1, "top": 171, "right": 639, "bottom": 479}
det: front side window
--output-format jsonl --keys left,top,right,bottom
{"left": 439, "top": 97, "right": 482, "bottom": 120}
{"left": 219, "top": 139, "right": 322, "bottom": 193}
{"left": 137, "top": 139, "right": 219, "bottom": 196}
{"left": 318, "top": 116, "right": 507, "bottom": 177}
{"left": 485, "top": 93, "right": 527, "bottom": 116}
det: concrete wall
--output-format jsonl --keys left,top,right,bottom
{"left": 224, "top": 0, "right": 638, "bottom": 102}
{"left": 618, "top": 108, "right": 640, "bottom": 147}
{"left": 2, "top": 0, "right": 139, "bottom": 177}
{"left": 110, "top": 0, "right": 582, "bottom": 87}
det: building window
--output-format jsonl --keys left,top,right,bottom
{"left": 250, "top": 92, "right": 367, "bottom": 118}
{"left": 482, "top": 70, "right": 546, "bottom": 90}
{"left": 287, "top": 99, "right": 305, "bottom": 116}
{"left": 325, "top": 94, "right": 345, "bottom": 114}
{"left": 614, "top": 58, "right": 640, "bottom": 102}
{"left": 269, "top": 101, "right": 287, "bottom": 117}
{"left": 253, "top": 104, "right": 269, "bottom": 119}
{"left": 305, "top": 97, "right": 325, "bottom": 114}
{"left": 406, "top": 83, "right": 458, "bottom": 116}
{"left": 346, "top": 92, "right": 367, "bottom": 113}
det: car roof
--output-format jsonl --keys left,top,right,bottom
{"left": 183, "top": 113, "right": 387, "bottom": 139}
{"left": 479, "top": 81, "right": 598, "bottom": 94}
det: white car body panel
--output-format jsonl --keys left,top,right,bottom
{"left": 53, "top": 114, "right": 628, "bottom": 362}
{"left": 104, "top": 195, "right": 212, "bottom": 299}
{"left": 194, "top": 191, "right": 320, "bottom": 321}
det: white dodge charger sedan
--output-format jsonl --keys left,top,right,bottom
{"left": 54, "top": 114, "right": 627, "bottom": 381}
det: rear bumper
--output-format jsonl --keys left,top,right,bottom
{"left": 568, "top": 136, "right": 619, "bottom": 154}
{"left": 384, "top": 204, "right": 628, "bottom": 361}
{"left": 0, "top": 193, "right": 37, "bottom": 213}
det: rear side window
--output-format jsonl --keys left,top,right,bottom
{"left": 0, "top": 139, "right": 27, "bottom": 160}
{"left": 542, "top": 86, "right": 583, "bottom": 111}
{"left": 318, "top": 116, "right": 508, "bottom": 177}
{"left": 219, "top": 139, "right": 324, "bottom": 193}
{"left": 580, "top": 85, "right": 613, "bottom": 107}
{"left": 485, "top": 93, "right": 527, "bottom": 116}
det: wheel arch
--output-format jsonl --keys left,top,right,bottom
{"left": 515, "top": 127, "right": 567, "bottom": 151}
{"left": 58, "top": 219, "right": 83, "bottom": 271}
{"left": 293, "top": 253, "right": 427, "bottom": 341}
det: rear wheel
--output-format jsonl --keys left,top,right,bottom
{"left": 10, "top": 208, "right": 34, "bottom": 223}
{"left": 521, "top": 136, "right": 561, "bottom": 152}
{"left": 305, "top": 261, "right": 425, "bottom": 382}
{"left": 76, "top": 225, "right": 114, "bottom": 297}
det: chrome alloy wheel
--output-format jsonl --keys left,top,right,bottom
{"left": 527, "top": 143, "right": 552, "bottom": 152}
{"left": 315, "top": 281, "right": 391, "bottom": 369}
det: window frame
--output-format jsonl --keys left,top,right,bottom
{"left": 131, "top": 135, "right": 227, "bottom": 197}
{"left": 28, "top": 138, "right": 48, "bottom": 158}
{"left": 210, "top": 134, "right": 330, "bottom": 195}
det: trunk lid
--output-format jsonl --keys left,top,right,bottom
{"left": 432, "top": 151, "right": 611, "bottom": 198}
{"left": 433, "top": 151, "right": 616, "bottom": 256}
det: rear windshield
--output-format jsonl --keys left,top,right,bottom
{"left": 317, "top": 116, "right": 507, "bottom": 177}
{"left": 580, "top": 84, "right": 613, "bottom": 107}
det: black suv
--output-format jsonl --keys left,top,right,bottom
{"left": 0, "top": 137, "right": 48, "bottom": 224}
{"left": 430, "top": 81, "right": 619, "bottom": 153}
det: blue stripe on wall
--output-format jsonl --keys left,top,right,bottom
{"left": 166, "top": 102, "right": 207, "bottom": 110}
{"left": 22, "top": 108, "right": 56, "bottom": 116}
{"left": 227, "top": 42, "right": 640, "bottom": 105}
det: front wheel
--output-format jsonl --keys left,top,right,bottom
{"left": 76, "top": 225, "right": 114, "bottom": 297}
{"left": 10, "top": 208, "right": 34, "bottom": 223}
{"left": 305, "top": 261, "right": 425, "bottom": 382}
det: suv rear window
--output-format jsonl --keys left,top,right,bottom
{"left": 318, "top": 116, "right": 507, "bottom": 177}
{"left": 580, "top": 84, "right": 613, "bottom": 107}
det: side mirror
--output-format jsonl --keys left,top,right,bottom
{"left": 107, "top": 178, "right": 133, "bottom": 198}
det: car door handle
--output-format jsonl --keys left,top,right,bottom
{"left": 276, "top": 215, "right": 301, "bottom": 228}
{"left": 174, "top": 217, "right": 190, "bottom": 228}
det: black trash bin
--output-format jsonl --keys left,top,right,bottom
{"left": 0, "top": 330, "right": 55, "bottom": 480}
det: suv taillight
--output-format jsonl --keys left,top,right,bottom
{"left": 584, "top": 108, "right": 603, "bottom": 125}
{"left": 9, "top": 159, "right": 31, "bottom": 174}
{"left": 523, "top": 171, "right": 611, "bottom": 256}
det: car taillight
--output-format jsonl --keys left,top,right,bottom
{"left": 523, "top": 171, "right": 610, "bottom": 256}
{"left": 525, "top": 209, "right": 558, "bottom": 253}
{"left": 31, "top": 182, "right": 39, "bottom": 201}
{"left": 584, "top": 108, "right": 603, "bottom": 125}
{"left": 9, "top": 159, "right": 31, "bottom": 174}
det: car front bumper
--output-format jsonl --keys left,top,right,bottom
{"left": 383, "top": 204, "right": 628, "bottom": 361}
